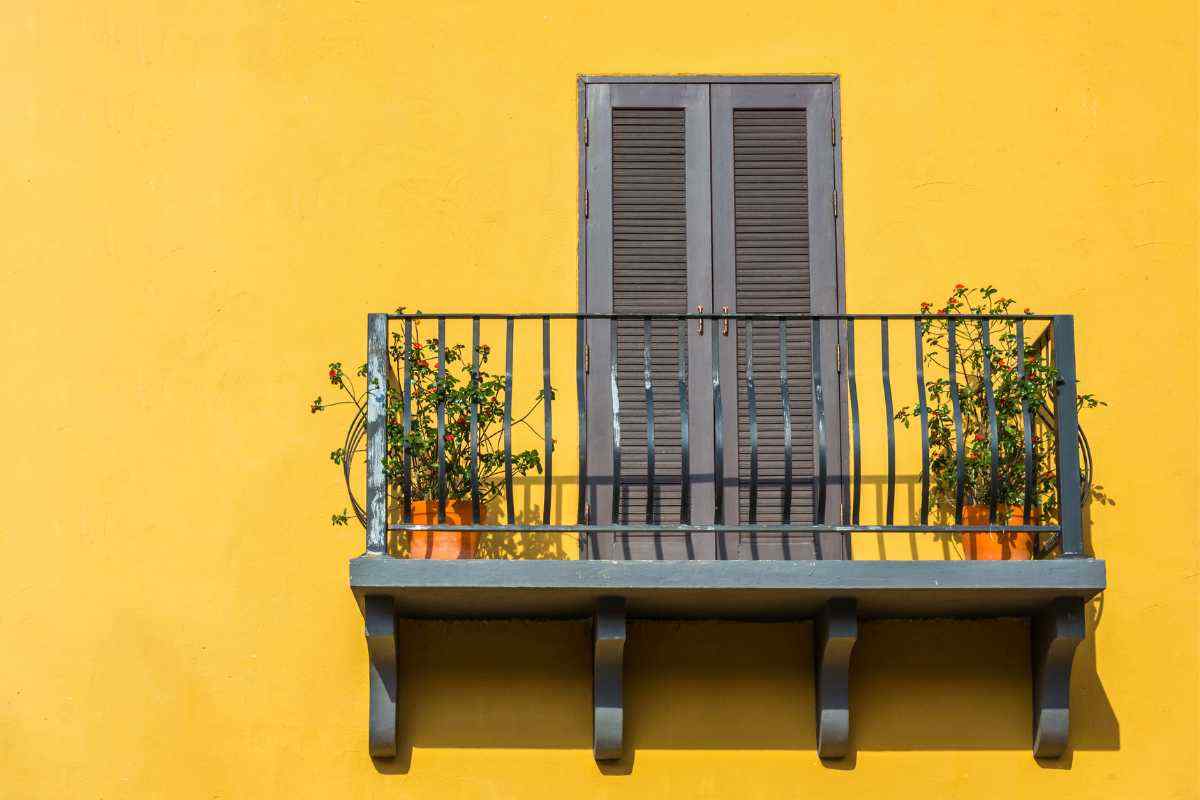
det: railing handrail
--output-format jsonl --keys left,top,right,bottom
{"left": 363, "top": 311, "right": 1084, "bottom": 559}
{"left": 385, "top": 523, "right": 1060, "bottom": 533}
{"left": 384, "top": 311, "right": 1060, "bottom": 322}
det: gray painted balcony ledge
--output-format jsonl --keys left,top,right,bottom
{"left": 349, "top": 556, "right": 1105, "bottom": 619}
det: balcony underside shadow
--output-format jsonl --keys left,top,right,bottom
{"left": 372, "top": 609, "right": 1117, "bottom": 774}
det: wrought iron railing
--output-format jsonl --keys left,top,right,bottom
{"left": 358, "top": 312, "right": 1087, "bottom": 559}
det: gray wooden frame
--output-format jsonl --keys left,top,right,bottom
{"left": 579, "top": 76, "right": 848, "bottom": 559}
{"left": 584, "top": 83, "right": 716, "bottom": 560}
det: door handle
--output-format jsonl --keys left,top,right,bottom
{"left": 697, "top": 305, "right": 704, "bottom": 335}
{"left": 721, "top": 306, "right": 730, "bottom": 336}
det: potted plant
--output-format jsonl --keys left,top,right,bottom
{"left": 894, "top": 285, "right": 1103, "bottom": 560}
{"left": 312, "top": 314, "right": 548, "bottom": 559}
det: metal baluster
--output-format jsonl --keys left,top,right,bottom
{"left": 1017, "top": 320, "right": 1034, "bottom": 525}
{"left": 780, "top": 319, "right": 792, "bottom": 524}
{"left": 914, "top": 320, "right": 930, "bottom": 525}
{"left": 1052, "top": 316, "right": 1084, "bottom": 556}
{"left": 948, "top": 319, "right": 966, "bottom": 524}
{"left": 542, "top": 317, "right": 553, "bottom": 525}
{"left": 504, "top": 318, "right": 515, "bottom": 525}
{"left": 365, "top": 314, "right": 388, "bottom": 555}
{"left": 846, "top": 319, "right": 861, "bottom": 525}
{"left": 747, "top": 320, "right": 759, "bottom": 524}
{"left": 881, "top": 319, "right": 896, "bottom": 525}
{"left": 711, "top": 313, "right": 725, "bottom": 531}
{"left": 437, "top": 318, "right": 447, "bottom": 523}
{"left": 643, "top": 318, "right": 655, "bottom": 524}
{"left": 982, "top": 319, "right": 1000, "bottom": 524}
{"left": 813, "top": 319, "right": 827, "bottom": 525}
{"left": 402, "top": 318, "right": 413, "bottom": 525}
{"left": 610, "top": 319, "right": 621, "bottom": 525}
{"left": 576, "top": 318, "right": 587, "bottom": 527}
{"left": 470, "top": 317, "right": 480, "bottom": 522}
{"left": 677, "top": 319, "right": 690, "bottom": 524}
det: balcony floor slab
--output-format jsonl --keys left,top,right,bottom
{"left": 349, "top": 557, "right": 1105, "bottom": 620}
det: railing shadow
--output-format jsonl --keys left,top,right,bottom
{"left": 384, "top": 471, "right": 1109, "bottom": 561}
{"left": 845, "top": 474, "right": 1117, "bottom": 561}
{"left": 851, "top": 473, "right": 957, "bottom": 560}
{"left": 475, "top": 475, "right": 574, "bottom": 558}
{"left": 387, "top": 477, "right": 581, "bottom": 560}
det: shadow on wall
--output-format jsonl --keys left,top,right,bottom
{"left": 848, "top": 474, "right": 1116, "bottom": 560}
{"left": 1081, "top": 483, "right": 1114, "bottom": 558}
{"left": 382, "top": 472, "right": 1114, "bottom": 560}
{"left": 372, "top": 605, "right": 1118, "bottom": 775}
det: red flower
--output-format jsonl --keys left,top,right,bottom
{"left": 419, "top": 359, "right": 429, "bottom": 369}
{"left": 954, "top": 283, "right": 965, "bottom": 290}
{"left": 444, "top": 434, "right": 454, "bottom": 444}
{"left": 1024, "top": 307, "right": 1033, "bottom": 315}
{"left": 328, "top": 369, "right": 338, "bottom": 379}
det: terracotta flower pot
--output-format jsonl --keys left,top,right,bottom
{"left": 406, "top": 500, "right": 480, "bottom": 560}
{"left": 960, "top": 505, "right": 1037, "bottom": 561}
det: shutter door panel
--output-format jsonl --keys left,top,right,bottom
{"left": 711, "top": 84, "right": 846, "bottom": 560}
{"left": 584, "top": 83, "right": 715, "bottom": 560}
{"left": 612, "top": 108, "right": 688, "bottom": 557}
{"left": 734, "top": 109, "right": 817, "bottom": 559}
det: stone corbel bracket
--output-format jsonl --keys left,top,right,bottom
{"left": 365, "top": 595, "right": 398, "bottom": 758}
{"left": 814, "top": 597, "right": 858, "bottom": 759}
{"left": 1032, "top": 596, "right": 1085, "bottom": 758}
{"left": 593, "top": 596, "right": 627, "bottom": 761}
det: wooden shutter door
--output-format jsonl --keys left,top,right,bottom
{"left": 711, "top": 83, "right": 847, "bottom": 560}
{"left": 584, "top": 83, "right": 717, "bottom": 560}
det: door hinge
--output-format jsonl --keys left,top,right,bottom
{"left": 585, "top": 189, "right": 590, "bottom": 219}
{"left": 584, "top": 344, "right": 590, "bottom": 374}
{"left": 831, "top": 113, "right": 837, "bottom": 147}
{"left": 836, "top": 342, "right": 842, "bottom": 373}
{"left": 832, "top": 191, "right": 838, "bottom": 219}
{"left": 584, "top": 117, "right": 590, "bottom": 147}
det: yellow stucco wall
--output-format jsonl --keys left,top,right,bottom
{"left": 1, "top": 1, "right": 1197, "bottom": 797}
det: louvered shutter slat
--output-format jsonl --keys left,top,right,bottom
{"left": 732, "top": 108, "right": 819, "bottom": 560}
{"left": 610, "top": 108, "right": 691, "bottom": 559}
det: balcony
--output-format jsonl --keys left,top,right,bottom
{"left": 347, "top": 310, "right": 1106, "bottom": 762}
